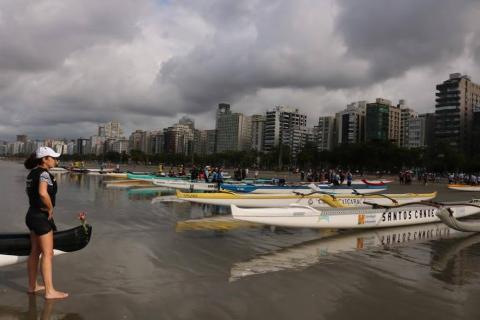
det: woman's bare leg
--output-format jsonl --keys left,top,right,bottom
{"left": 37, "top": 231, "right": 68, "bottom": 299}
{"left": 27, "top": 232, "right": 44, "bottom": 293}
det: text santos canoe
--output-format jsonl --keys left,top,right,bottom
{"left": 0, "top": 225, "right": 92, "bottom": 267}
{"left": 176, "top": 190, "right": 437, "bottom": 208}
{"left": 230, "top": 200, "right": 480, "bottom": 229}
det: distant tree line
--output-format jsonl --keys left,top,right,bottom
{"left": 9, "top": 140, "right": 480, "bottom": 173}
{"left": 296, "top": 140, "right": 480, "bottom": 173}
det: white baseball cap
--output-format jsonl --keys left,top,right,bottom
{"left": 36, "top": 146, "right": 61, "bottom": 159}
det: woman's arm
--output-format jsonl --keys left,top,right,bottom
{"left": 39, "top": 181, "right": 54, "bottom": 219}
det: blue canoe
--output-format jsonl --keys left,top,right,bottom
{"left": 220, "top": 183, "right": 387, "bottom": 194}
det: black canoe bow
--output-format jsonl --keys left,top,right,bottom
{"left": 0, "top": 225, "right": 92, "bottom": 256}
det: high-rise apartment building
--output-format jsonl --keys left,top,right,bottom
{"left": 99, "top": 121, "right": 123, "bottom": 138}
{"left": 129, "top": 130, "right": 150, "bottom": 153}
{"left": 76, "top": 138, "right": 90, "bottom": 155}
{"left": 407, "top": 116, "right": 426, "bottom": 148}
{"left": 164, "top": 124, "right": 194, "bottom": 155}
{"left": 315, "top": 116, "right": 335, "bottom": 151}
{"left": 215, "top": 104, "right": 252, "bottom": 152}
{"left": 150, "top": 131, "right": 165, "bottom": 154}
{"left": 334, "top": 101, "right": 366, "bottom": 145}
{"left": 206, "top": 130, "right": 216, "bottom": 155}
{"left": 263, "top": 106, "right": 307, "bottom": 157}
{"left": 193, "top": 129, "right": 208, "bottom": 155}
{"left": 251, "top": 115, "right": 266, "bottom": 152}
{"left": 90, "top": 135, "right": 106, "bottom": 155}
{"left": 473, "top": 105, "right": 480, "bottom": 155}
{"left": 365, "top": 99, "right": 390, "bottom": 142}
{"left": 109, "top": 139, "right": 129, "bottom": 154}
{"left": 398, "top": 100, "right": 417, "bottom": 148}
{"left": 388, "top": 105, "right": 401, "bottom": 146}
{"left": 435, "top": 73, "right": 480, "bottom": 154}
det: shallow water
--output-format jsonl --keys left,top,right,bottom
{"left": 1, "top": 160, "right": 480, "bottom": 319}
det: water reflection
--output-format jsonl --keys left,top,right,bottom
{"left": 0, "top": 295, "right": 82, "bottom": 320}
{"left": 431, "top": 233, "right": 480, "bottom": 285}
{"left": 230, "top": 223, "right": 469, "bottom": 281}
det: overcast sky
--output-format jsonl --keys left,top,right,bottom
{"left": 1, "top": 0, "right": 480, "bottom": 140}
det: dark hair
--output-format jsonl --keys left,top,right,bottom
{"left": 24, "top": 152, "right": 41, "bottom": 170}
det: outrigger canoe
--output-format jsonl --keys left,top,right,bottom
{"left": 448, "top": 184, "right": 480, "bottom": 192}
{"left": 230, "top": 200, "right": 480, "bottom": 229}
{"left": 221, "top": 183, "right": 387, "bottom": 194}
{"left": 104, "top": 172, "right": 128, "bottom": 178}
{"left": 153, "top": 179, "right": 219, "bottom": 191}
{"left": 0, "top": 225, "right": 92, "bottom": 267}
{"left": 176, "top": 190, "right": 437, "bottom": 208}
{"left": 127, "top": 173, "right": 190, "bottom": 181}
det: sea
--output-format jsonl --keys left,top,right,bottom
{"left": 0, "top": 160, "right": 479, "bottom": 319}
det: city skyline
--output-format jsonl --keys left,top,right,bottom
{"left": 2, "top": 71, "right": 479, "bottom": 163}
{"left": 1, "top": 0, "right": 480, "bottom": 140}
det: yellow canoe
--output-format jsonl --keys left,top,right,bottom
{"left": 176, "top": 190, "right": 437, "bottom": 208}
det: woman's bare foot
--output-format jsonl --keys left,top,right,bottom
{"left": 45, "top": 290, "right": 69, "bottom": 300}
{"left": 27, "top": 284, "right": 46, "bottom": 294}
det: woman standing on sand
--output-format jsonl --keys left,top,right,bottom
{"left": 24, "top": 147, "right": 68, "bottom": 299}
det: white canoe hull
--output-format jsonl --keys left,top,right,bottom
{"left": 177, "top": 193, "right": 436, "bottom": 208}
{"left": 104, "top": 172, "right": 128, "bottom": 178}
{"left": 153, "top": 179, "right": 218, "bottom": 191}
{"left": 231, "top": 203, "right": 480, "bottom": 229}
{"left": 0, "top": 249, "right": 65, "bottom": 268}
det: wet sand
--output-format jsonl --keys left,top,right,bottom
{"left": 1, "top": 161, "right": 480, "bottom": 319}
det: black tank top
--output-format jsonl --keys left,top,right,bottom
{"left": 26, "top": 167, "right": 57, "bottom": 210}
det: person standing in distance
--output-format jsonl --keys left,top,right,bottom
{"left": 24, "top": 147, "right": 68, "bottom": 299}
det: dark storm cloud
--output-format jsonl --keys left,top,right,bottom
{"left": 0, "top": 0, "right": 145, "bottom": 73}
{"left": 156, "top": 0, "right": 367, "bottom": 114}
{"left": 0, "top": 0, "right": 479, "bottom": 139}
{"left": 335, "top": 0, "right": 480, "bottom": 79}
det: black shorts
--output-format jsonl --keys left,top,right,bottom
{"left": 25, "top": 208, "right": 57, "bottom": 236}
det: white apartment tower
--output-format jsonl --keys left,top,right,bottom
{"left": 215, "top": 103, "right": 252, "bottom": 152}
{"left": 398, "top": 100, "right": 418, "bottom": 148}
{"left": 263, "top": 106, "right": 307, "bottom": 156}
{"left": 316, "top": 116, "right": 335, "bottom": 151}
{"left": 251, "top": 114, "right": 266, "bottom": 152}
{"left": 335, "top": 101, "right": 366, "bottom": 145}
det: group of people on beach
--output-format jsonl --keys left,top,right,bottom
{"left": 448, "top": 172, "right": 480, "bottom": 185}
{"left": 300, "top": 169, "right": 353, "bottom": 186}
{"left": 188, "top": 165, "right": 225, "bottom": 183}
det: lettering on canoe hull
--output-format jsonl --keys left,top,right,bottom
{"left": 341, "top": 198, "right": 364, "bottom": 205}
{"left": 381, "top": 208, "right": 437, "bottom": 223}
{"left": 380, "top": 227, "right": 451, "bottom": 245}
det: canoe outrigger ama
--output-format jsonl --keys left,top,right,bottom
{"left": 437, "top": 207, "right": 480, "bottom": 232}
{"left": 230, "top": 200, "right": 480, "bottom": 229}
